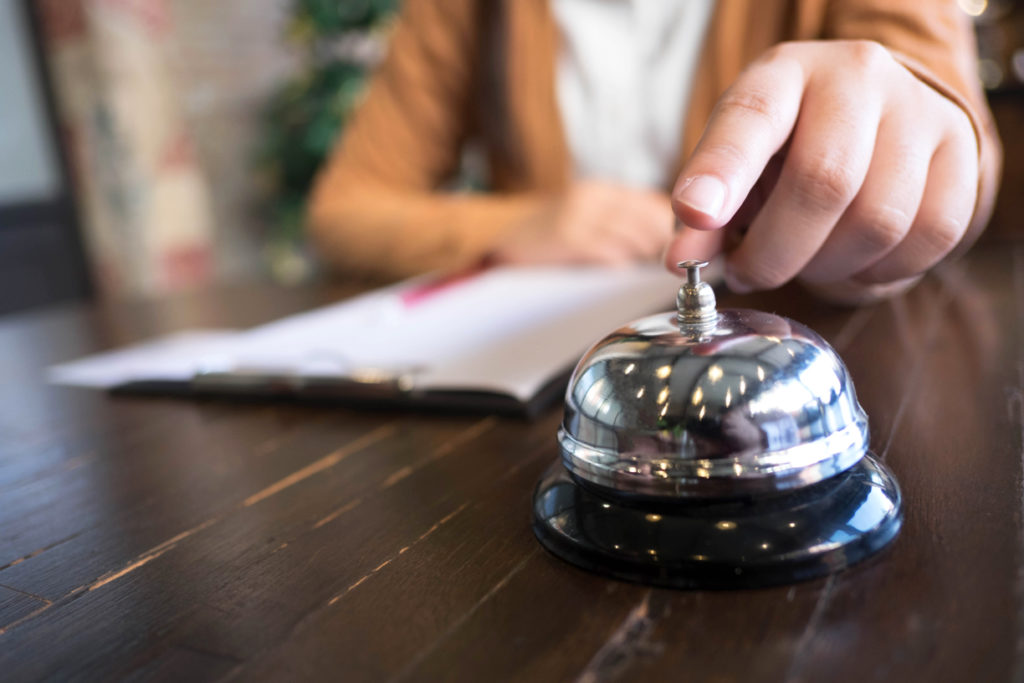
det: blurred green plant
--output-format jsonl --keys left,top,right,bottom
{"left": 256, "top": 0, "right": 400, "bottom": 283}
{"left": 289, "top": 0, "right": 401, "bottom": 38}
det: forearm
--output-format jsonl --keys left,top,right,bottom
{"left": 308, "top": 181, "right": 552, "bottom": 280}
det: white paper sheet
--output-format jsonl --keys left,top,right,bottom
{"left": 48, "top": 265, "right": 684, "bottom": 402}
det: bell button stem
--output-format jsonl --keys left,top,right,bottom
{"left": 681, "top": 260, "right": 707, "bottom": 287}
{"left": 677, "top": 260, "right": 718, "bottom": 333}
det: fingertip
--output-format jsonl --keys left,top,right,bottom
{"left": 671, "top": 175, "right": 729, "bottom": 229}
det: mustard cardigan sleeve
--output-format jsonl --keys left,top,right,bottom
{"left": 307, "top": 0, "right": 551, "bottom": 281}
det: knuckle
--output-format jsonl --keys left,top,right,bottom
{"left": 926, "top": 90, "right": 975, "bottom": 146}
{"left": 716, "top": 87, "right": 785, "bottom": 129}
{"left": 844, "top": 39, "right": 891, "bottom": 73}
{"left": 698, "top": 141, "right": 752, "bottom": 171}
{"left": 761, "top": 41, "right": 796, "bottom": 63}
{"left": 947, "top": 106, "right": 976, "bottom": 143}
{"left": 790, "top": 155, "right": 860, "bottom": 209}
{"left": 762, "top": 40, "right": 811, "bottom": 62}
{"left": 856, "top": 206, "right": 913, "bottom": 252}
{"left": 947, "top": 135, "right": 981, "bottom": 186}
{"left": 919, "top": 214, "right": 965, "bottom": 255}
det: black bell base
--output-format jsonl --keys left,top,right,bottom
{"left": 532, "top": 454, "right": 902, "bottom": 590}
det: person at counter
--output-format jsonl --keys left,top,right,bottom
{"left": 307, "top": 0, "right": 1001, "bottom": 303}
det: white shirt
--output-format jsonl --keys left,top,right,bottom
{"left": 551, "top": 0, "right": 715, "bottom": 190}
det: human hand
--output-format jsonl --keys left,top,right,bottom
{"left": 664, "top": 40, "right": 979, "bottom": 299}
{"left": 491, "top": 180, "right": 675, "bottom": 266}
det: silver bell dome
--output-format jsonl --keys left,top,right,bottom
{"left": 560, "top": 261, "right": 869, "bottom": 498}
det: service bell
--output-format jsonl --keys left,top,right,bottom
{"left": 532, "top": 261, "right": 903, "bottom": 588}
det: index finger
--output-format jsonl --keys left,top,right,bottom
{"left": 672, "top": 49, "right": 806, "bottom": 230}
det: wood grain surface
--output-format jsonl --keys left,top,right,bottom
{"left": 0, "top": 244, "right": 1022, "bottom": 682}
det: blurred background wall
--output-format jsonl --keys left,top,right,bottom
{"left": 29, "top": 0, "right": 395, "bottom": 301}
{"left": 35, "top": 0, "right": 301, "bottom": 297}
{"left": 0, "top": 0, "right": 91, "bottom": 314}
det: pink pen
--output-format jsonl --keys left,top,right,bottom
{"left": 397, "top": 263, "right": 489, "bottom": 310}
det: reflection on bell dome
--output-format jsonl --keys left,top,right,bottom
{"left": 559, "top": 309, "right": 868, "bottom": 498}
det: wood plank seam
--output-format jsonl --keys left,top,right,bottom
{"left": 0, "top": 531, "right": 82, "bottom": 573}
{"left": 220, "top": 428, "right": 561, "bottom": 679}
{"left": 312, "top": 497, "right": 364, "bottom": 530}
{"left": 0, "top": 423, "right": 398, "bottom": 637}
{"left": 0, "top": 602, "right": 54, "bottom": 636}
{"left": 387, "top": 549, "right": 541, "bottom": 683}
{"left": 0, "top": 451, "right": 99, "bottom": 496}
{"left": 309, "top": 418, "right": 497, "bottom": 531}
{"left": 0, "top": 583, "right": 51, "bottom": 605}
{"left": 328, "top": 501, "right": 471, "bottom": 607}
{"left": 178, "top": 643, "right": 245, "bottom": 664}
{"left": 0, "top": 516, "right": 227, "bottom": 634}
{"left": 378, "top": 417, "right": 497, "bottom": 490}
{"left": 88, "top": 517, "right": 222, "bottom": 592}
{"left": 242, "top": 424, "right": 397, "bottom": 507}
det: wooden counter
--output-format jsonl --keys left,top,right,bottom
{"left": 0, "top": 240, "right": 1022, "bottom": 681}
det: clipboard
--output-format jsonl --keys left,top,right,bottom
{"left": 48, "top": 265, "right": 684, "bottom": 417}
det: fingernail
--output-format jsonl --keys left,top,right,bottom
{"left": 676, "top": 175, "right": 726, "bottom": 220}
{"left": 725, "top": 265, "right": 752, "bottom": 294}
